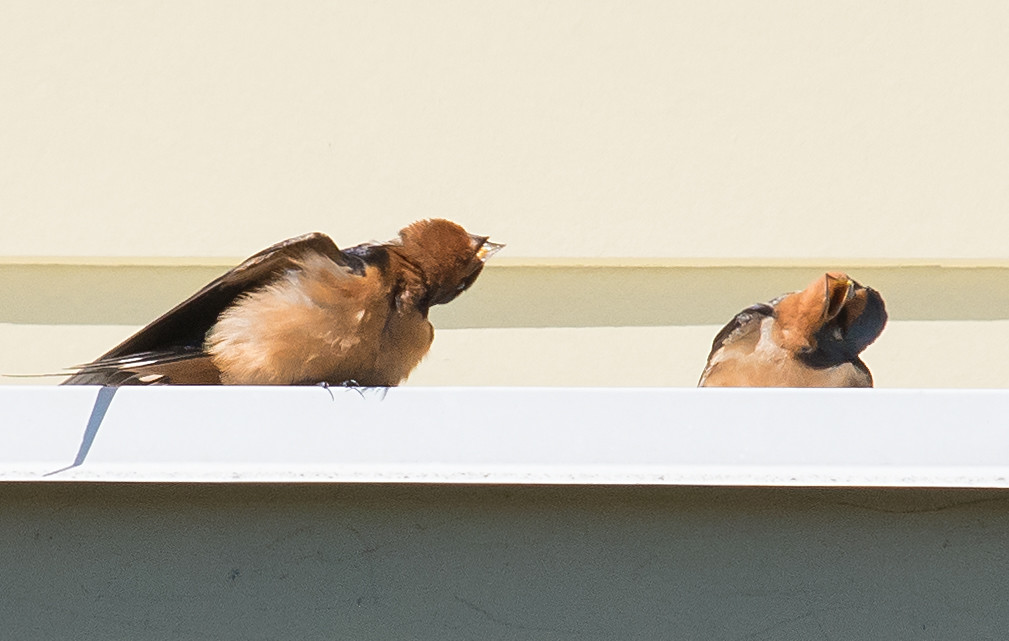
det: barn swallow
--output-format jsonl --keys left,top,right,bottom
{"left": 698, "top": 272, "right": 887, "bottom": 387}
{"left": 63, "top": 219, "right": 502, "bottom": 386}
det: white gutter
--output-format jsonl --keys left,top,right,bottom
{"left": 2, "top": 387, "right": 1007, "bottom": 486}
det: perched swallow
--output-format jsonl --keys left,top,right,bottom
{"left": 63, "top": 219, "right": 502, "bottom": 386}
{"left": 698, "top": 272, "right": 887, "bottom": 387}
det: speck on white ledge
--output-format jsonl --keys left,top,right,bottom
{"left": 1, "top": 386, "right": 1007, "bottom": 487}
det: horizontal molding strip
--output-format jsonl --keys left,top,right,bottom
{"left": 2, "top": 387, "right": 1008, "bottom": 487}
{"left": 4, "top": 256, "right": 1009, "bottom": 268}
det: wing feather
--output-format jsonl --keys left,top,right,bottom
{"left": 704, "top": 302, "right": 774, "bottom": 362}
{"left": 62, "top": 232, "right": 355, "bottom": 385}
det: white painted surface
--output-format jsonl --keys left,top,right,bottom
{"left": 3, "top": 386, "right": 1008, "bottom": 486}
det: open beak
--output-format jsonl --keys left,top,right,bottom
{"left": 475, "top": 240, "right": 505, "bottom": 262}
{"left": 824, "top": 273, "right": 854, "bottom": 320}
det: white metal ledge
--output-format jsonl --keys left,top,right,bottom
{"left": 2, "top": 386, "right": 1008, "bottom": 486}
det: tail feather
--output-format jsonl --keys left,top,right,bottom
{"left": 61, "top": 349, "right": 222, "bottom": 385}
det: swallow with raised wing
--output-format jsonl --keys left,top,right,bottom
{"left": 698, "top": 272, "right": 887, "bottom": 387}
{"left": 63, "top": 219, "right": 502, "bottom": 386}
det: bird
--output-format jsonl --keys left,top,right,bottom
{"left": 62, "top": 219, "right": 502, "bottom": 386}
{"left": 698, "top": 272, "right": 887, "bottom": 387}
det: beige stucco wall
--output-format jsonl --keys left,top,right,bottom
{"left": 2, "top": 1, "right": 1007, "bottom": 387}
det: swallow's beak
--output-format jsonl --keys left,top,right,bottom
{"left": 475, "top": 240, "right": 505, "bottom": 262}
{"left": 824, "top": 273, "right": 854, "bottom": 320}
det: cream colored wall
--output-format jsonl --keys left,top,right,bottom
{"left": 2, "top": 2, "right": 1007, "bottom": 387}
{"left": 2, "top": 265, "right": 1007, "bottom": 387}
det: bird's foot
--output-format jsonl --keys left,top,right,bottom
{"left": 339, "top": 379, "right": 367, "bottom": 398}
{"left": 315, "top": 381, "right": 335, "bottom": 401}
{"left": 315, "top": 379, "right": 389, "bottom": 400}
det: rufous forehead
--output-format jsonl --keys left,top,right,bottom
{"left": 402, "top": 218, "right": 467, "bottom": 238}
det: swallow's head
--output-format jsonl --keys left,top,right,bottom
{"left": 397, "top": 218, "right": 503, "bottom": 308}
{"left": 826, "top": 278, "right": 888, "bottom": 358}
{"left": 775, "top": 271, "right": 888, "bottom": 365}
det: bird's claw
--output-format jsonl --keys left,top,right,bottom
{"left": 315, "top": 381, "right": 335, "bottom": 401}
{"left": 315, "top": 379, "right": 388, "bottom": 400}
{"left": 340, "top": 379, "right": 367, "bottom": 398}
